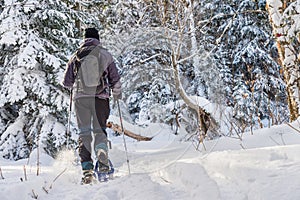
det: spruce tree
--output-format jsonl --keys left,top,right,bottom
{"left": 0, "top": 0, "right": 99, "bottom": 159}
{"left": 197, "top": 0, "right": 289, "bottom": 130}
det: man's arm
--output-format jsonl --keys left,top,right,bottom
{"left": 62, "top": 56, "right": 76, "bottom": 88}
{"left": 107, "top": 62, "right": 121, "bottom": 99}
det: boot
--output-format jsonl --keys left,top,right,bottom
{"left": 97, "top": 149, "right": 109, "bottom": 172}
{"left": 81, "top": 170, "right": 94, "bottom": 184}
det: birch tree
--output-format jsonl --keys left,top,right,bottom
{"left": 266, "top": 0, "right": 300, "bottom": 121}
{"left": 158, "top": 0, "right": 217, "bottom": 137}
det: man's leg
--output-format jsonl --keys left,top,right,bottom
{"left": 75, "top": 98, "right": 94, "bottom": 171}
{"left": 93, "top": 98, "right": 110, "bottom": 171}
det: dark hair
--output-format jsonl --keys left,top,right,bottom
{"left": 83, "top": 28, "right": 99, "bottom": 40}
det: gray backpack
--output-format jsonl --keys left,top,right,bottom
{"left": 75, "top": 45, "right": 104, "bottom": 94}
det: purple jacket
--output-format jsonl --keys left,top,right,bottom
{"left": 62, "top": 38, "right": 121, "bottom": 99}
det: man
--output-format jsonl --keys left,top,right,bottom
{"left": 62, "top": 28, "right": 121, "bottom": 184}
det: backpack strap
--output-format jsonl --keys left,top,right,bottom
{"left": 74, "top": 45, "right": 98, "bottom": 77}
{"left": 76, "top": 45, "right": 97, "bottom": 60}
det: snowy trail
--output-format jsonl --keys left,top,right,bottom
{"left": 0, "top": 148, "right": 213, "bottom": 200}
{"left": 200, "top": 144, "right": 300, "bottom": 200}
{"left": 1, "top": 123, "right": 300, "bottom": 200}
{"left": 1, "top": 145, "right": 300, "bottom": 200}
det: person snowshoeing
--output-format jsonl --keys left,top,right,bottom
{"left": 62, "top": 27, "right": 121, "bottom": 184}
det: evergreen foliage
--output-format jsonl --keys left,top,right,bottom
{"left": 197, "top": 0, "right": 288, "bottom": 130}
{"left": 0, "top": 0, "right": 99, "bottom": 159}
{"left": 0, "top": 0, "right": 291, "bottom": 159}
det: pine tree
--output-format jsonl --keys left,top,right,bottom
{"left": 197, "top": 0, "right": 289, "bottom": 130}
{"left": 0, "top": 0, "right": 99, "bottom": 159}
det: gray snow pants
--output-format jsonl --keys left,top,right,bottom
{"left": 75, "top": 97, "right": 110, "bottom": 170}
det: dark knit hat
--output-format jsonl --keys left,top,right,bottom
{"left": 83, "top": 28, "right": 99, "bottom": 40}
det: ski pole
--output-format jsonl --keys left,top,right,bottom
{"left": 66, "top": 88, "right": 73, "bottom": 149}
{"left": 116, "top": 99, "right": 131, "bottom": 175}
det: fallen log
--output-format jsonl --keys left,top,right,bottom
{"left": 106, "top": 122, "right": 153, "bottom": 141}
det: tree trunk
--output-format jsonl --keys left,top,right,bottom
{"left": 75, "top": 2, "right": 81, "bottom": 35}
{"left": 188, "top": 0, "right": 201, "bottom": 78}
{"left": 171, "top": 50, "right": 212, "bottom": 136}
{"left": 266, "top": 0, "right": 300, "bottom": 121}
{"left": 106, "top": 122, "right": 153, "bottom": 141}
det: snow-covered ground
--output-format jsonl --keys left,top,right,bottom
{"left": 1, "top": 119, "right": 300, "bottom": 200}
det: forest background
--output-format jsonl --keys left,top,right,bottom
{"left": 0, "top": 0, "right": 299, "bottom": 160}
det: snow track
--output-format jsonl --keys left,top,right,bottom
{"left": 1, "top": 123, "right": 300, "bottom": 200}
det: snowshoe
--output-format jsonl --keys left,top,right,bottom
{"left": 94, "top": 159, "right": 114, "bottom": 182}
{"left": 81, "top": 170, "right": 95, "bottom": 185}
